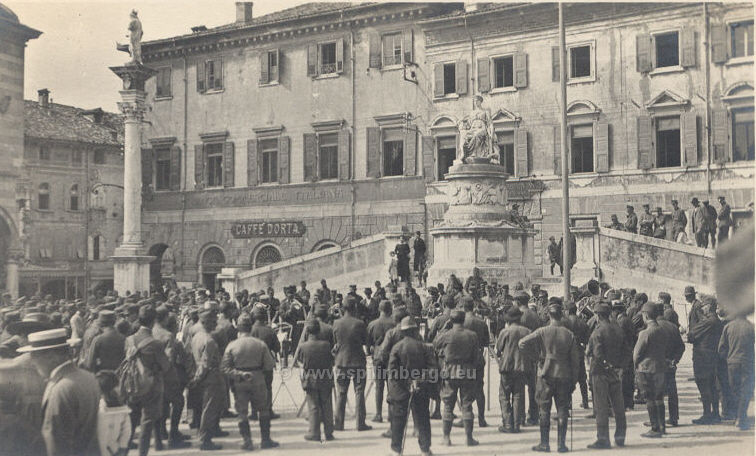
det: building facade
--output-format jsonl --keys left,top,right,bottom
{"left": 140, "top": 2, "right": 754, "bottom": 289}
{"left": 0, "top": 4, "right": 40, "bottom": 298}
{"left": 17, "top": 90, "right": 124, "bottom": 298}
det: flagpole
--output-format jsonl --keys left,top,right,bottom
{"left": 559, "top": 2, "right": 572, "bottom": 300}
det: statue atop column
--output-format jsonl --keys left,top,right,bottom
{"left": 116, "top": 10, "right": 143, "bottom": 65}
{"left": 457, "top": 95, "right": 499, "bottom": 163}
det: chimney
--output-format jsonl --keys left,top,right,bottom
{"left": 236, "top": 2, "right": 253, "bottom": 23}
{"left": 38, "top": 88, "right": 49, "bottom": 108}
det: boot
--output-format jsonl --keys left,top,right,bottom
{"left": 478, "top": 413, "right": 488, "bottom": 428}
{"left": 259, "top": 418, "right": 280, "bottom": 449}
{"left": 532, "top": 423, "right": 550, "bottom": 452}
{"left": 431, "top": 401, "right": 442, "bottom": 420}
{"left": 442, "top": 420, "right": 453, "bottom": 446}
{"left": 464, "top": 419, "right": 478, "bottom": 446}
{"left": 238, "top": 422, "right": 254, "bottom": 451}
{"left": 138, "top": 422, "right": 152, "bottom": 456}
{"left": 557, "top": 418, "right": 568, "bottom": 453}
{"left": 641, "top": 402, "right": 662, "bottom": 438}
{"left": 658, "top": 403, "right": 666, "bottom": 434}
{"left": 693, "top": 400, "right": 712, "bottom": 424}
{"left": 199, "top": 440, "right": 222, "bottom": 451}
{"left": 154, "top": 422, "right": 165, "bottom": 451}
{"left": 710, "top": 401, "right": 722, "bottom": 423}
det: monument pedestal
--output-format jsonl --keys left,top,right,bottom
{"left": 427, "top": 161, "right": 539, "bottom": 286}
{"left": 112, "top": 246, "right": 152, "bottom": 295}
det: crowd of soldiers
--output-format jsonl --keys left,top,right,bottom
{"left": 0, "top": 268, "right": 753, "bottom": 456}
{"left": 605, "top": 196, "right": 733, "bottom": 248}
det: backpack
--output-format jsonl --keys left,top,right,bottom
{"left": 117, "top": 336, "right": 156, "bottom": 400}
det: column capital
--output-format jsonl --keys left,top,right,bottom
{"left": 117, "top": 100, "right": 148, "bottom": 121}
{"left": 109, "top": 62, "right": 157, "bottom": 91}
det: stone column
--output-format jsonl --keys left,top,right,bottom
{"left": 109, "top": 64, "right": 156, "bottom": 295}
{"left": 5, "top": 251, "right": 21, "bottom": 299}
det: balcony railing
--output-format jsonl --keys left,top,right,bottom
{"left": 320, "top": 63, "right": 338, "bottom": 74}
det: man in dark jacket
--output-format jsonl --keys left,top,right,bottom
{"left": 367, "top": 300, "right": 395, "bottom": 423}
{"left": 462, "top": 296, "right": 490, "bottom": 428}
{"left": 434, "top": 310, "right": 481, "bottom": 447}
{"left": 126, "top": 306, "right": 171, "bottom": 455}
{"left": 586, "top": 303, "right": 627, "bottom": 449}
{"left": 296, "top": 319, "right": 336, "bottom": 441}
{"left": 633, "top": 303, "right": 667, "bottom": 438}
{"left": 519, "top": 302, "right": 580, "bottom": 453}
{"left": 412, "top": 231, "right": 427, "bottom": 286}
{"left": 718, "top": 312, "right": 754, "bottom": 431}
{"left": 190, "top": 309, "right": 225, "bottom": 450}
{"left": 387, "top": 316, "right": 437, "bottom": 456}
{"left": 565, "top": 301, "right": 590, "bottom": 409}
{"left": 333, "top": 296, "right": 371, "bottom": 431}
{"left": 717, "top": 196, "right": 733, "bottom": 243}
{"left": 85, "top": 310, "right": 125, "bottom": 373}
{"left": 613, "top": 301, "right": 637, "bottom": 410}
{"left": 394, "top": 237, "right": 411, "bottom": 284}
{"left": 689, "top": 295, "right": 724, "bottom": 425}
{"left": 516, "top": 291, "right": 540, "bottom": 426}
{"left": 702, "top": 200, "right": 718, "bottom": 248}
{"left": 670, "top": 199, "right": 687, "bottom": 242}
{"left": 657, "top": 304, "right": 685, "bottom": 428}
{"left": 250, "top": 306, "right": 280, "bottom": 421}
{"left": 495, "top": 306, "right": 530, "bottom": 434}
{"left": 153, "top": 312, "right": 191, "bottom": 448}
{"left": 624, "top": 205, "right": 638, "bottom": 234}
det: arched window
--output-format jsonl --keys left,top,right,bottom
{"left": 199, "top": 245, "right": 226, "bottom": 291}
{"left": 429, "top": 115, "right": 459, "bottom": 181}
{"left": 253, "top": 244, "right": 282, "bottom": 268}
{"left": 38, "top": 183, "right": 50, "bottom": 210}
{"left": 90, "top": 234, "right": 103, "bottom": 260}
{"left": 312, "top": 240, "right": 339, "bottom": 252}
{"left": 69, "top": 184, "right": 79, "bottom": 211}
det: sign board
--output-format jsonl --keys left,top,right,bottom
{"left": 231, "top": 221, "right": 306, "bottom": 238}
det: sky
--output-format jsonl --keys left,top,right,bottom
{"left": 5, "top": 0, "right": 302, "bottom": 112}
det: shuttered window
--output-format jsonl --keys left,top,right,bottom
{"left": 437, "top": 136, "right": 456, "bottom": 180}
{"left": 731, "top": 20, "right": 754, "bottom": 58}
{"left": 655, "top": 116, "right": 681, "bottom": 168}
{"left": 569, "top": 45, "right": 591, "bottom": 79}
{"left": 155, "top": 147, "right": 171, "bottom": 191}
{"left": 493, "top": 56, "right": 513, "bottom": 89}
{"left": 319, "top": 133, "right": 339, "bottom": 180}
{"left": 497, "top": 131, "right": 515, "bottom": 175}
{"left": 260, "top": 139, "right": 278, "bottom": 183}
{"left": 733, "top": 107, "right": 755, "bottom": 162}
{"left": 382, "top": 32, "right": 402, "bottom": 67}
{"left": 198, "top": 58, "right": 223, "bottom": 92}
{"left": 443, "top": 63, "right": 456, "bottom": 95}
{"left": 205, "top": 143, "right": 224, "bottom": 187}
{"left": 156, "top": 67, "right": 171, "bottom": 98}
{"left": 570, "top": 125, "right": 594, "bottom": 173}
{"left": 382, "top": 128, "right": 404, "bottom": 177}
{"left": 655, "top": 32, "right": 679, "bottom": 68}
{"left": 260, "top": 49, "right": 279, "bottom": 84}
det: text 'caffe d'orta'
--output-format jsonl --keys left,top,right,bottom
{"left": 231, "top": 221, "right": 307, "bottom": 238}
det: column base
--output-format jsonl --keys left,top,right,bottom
{"left": 111, "top": 249, "right": 154, "bottom": 296}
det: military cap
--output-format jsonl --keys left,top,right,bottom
{"left": 505, "top": 306, "right": 523, "bottom": 322}
{"left": 138, "top": 305, "right": 156, "bottom": 321}
{"left": 626, "top": 204, "right": 634, "bottom": 209}
{"left": 400, "top": 316, "right": 418, "bottom": 331}
{"left": 718, "top": 195, "right": 726, "bottom": 201}
{"left": 548, "top": 302, "right": 562, "bottom": 313}
{"left": 671, "top": 199, "right": 678, "bottom": 204}
{"left": 595, "top": 303, "right": 611, "bottom": 316}
{"left": 379, "top": 299, "right": 392, "bottom": 313}
{"left": 441, "top": 294, "right": 455, "bottom": 308}
{"left": 684, "top": 286, "right": 696, "bottom": 296}
{"left": 641, "top": 302, "right": 657, "bottom": 315}
{"left": 658, "top": 292, "right": 671, "bottom": 303}
{"left": 450, "top": 310, "right": 465, "bottom": 324}
{"left": 252, "top": 306, "right": 267, "bottom": 318}
{"left": 691, "top": 197, "right": 699, "bottom": 204}
{"left": 305, "top": 318, "right": 320, "bottom": 333}
{"left": 237, "top": 314, "right": 253, "bottom": 332}
{"left": 548, "top": 296, "right": 563, "bottom": 305}
{"left": 703, "top": 199, "right": 709, "bottom": 204}
{"left": 199, "top": 308, "right": 216, "bottom": 321}
{"left": 204, "top": 300, "right": 219, "bottom": 311}
{"left": 98, "top": 310, "right": 117, "bottom": 325}
{"left": 427, "top": 287, "right": 438, "bottom": 294}
{"left": 701, "top": 294, "right": 717, "bottom": 307}
{"left": 349, "top": 284, "right": 357, "bottom": 289}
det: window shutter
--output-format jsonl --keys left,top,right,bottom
{"left": 455, "top": 60, "right": 468, "bottom": 95}
{"left": 680, "top": 28, "right": 696, "bottom": 68}
{"left": 141, "top": 148, "right": 153, "bottom": 191}
{"left": 272, "top": 49, "right": 280, "bottom": 82}
{"left": 552, "top": 46, "right": 560, "bottom": 82}
{"left": 553, "top": 126, "right": 562, "bottom": 175}
{"left": 515, "top": 128, "right": 528, "bottom": 177}
{"left": 433, "top": 63, "right": 444, "bottom": 97}
{"left": 422, "top": 135, "right": 435, "bottom": 183}
{"left": 514, "top": 52, "right": 528, "bottom": 88}
{"left": 403, "top": 127, "right": 417, "bottom": 176}
{"left": 682, "top": 111, "right": 698, "bottom": 167}
{"left": 223, "top": 141, "right": 234, "bottom": 187}
{"left": 337, "top": 128, "right": 350, "bottom": 180}
{"left": 477, "top": 58, "right": 490, "bottom": 93}
{"left": 196, "top": 60, "right": 206, "bottom": 92}
{"left": 278, "top": 136, "right": 290, "bottom": 184}
{"left": 169, "top": 145, "right": 181, "bottom": 190}
{"left": 594, "top": 120, "right": 610, "bottom": 173}
{"left": 194, "top": 144, "right": 205, "bottom": 189}
{"left": 214, "top": 57, "right": 223, "bottom": 90}
{"left": 636, "top": 34, "right": 653, "bottom": 73}
{"left": 260, "top": 51, "right": 270, "bottom": 84}
{"left": 307, "top": 43, "right": 318, "bottom": 77}
{"left": 711, "top": 24, "right": 728, "bottom": 64}
{"left": 336, "top": 38, "right": 345, "bottom": 73}
{"left": 403, "top": 29, "right": 414, "bottom": 64}
{"left": 637, "top": 115, "right": 653, "bottom": 170}
{"left": 369, "top": 31, "right": 381, "bottom": 69}
{"left": 366, "top": 127, "right": 381, "bottom": 178}
{"left": 303, "top": 133, "right": 317, "bottom": 181}
{"left": 247, "top": 139, "right": 258, "bottom": 187}
{"left": 712, "top": 107, "right": 730, "bottom": 163}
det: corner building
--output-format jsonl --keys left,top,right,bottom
{"left": 140, "top": 2, "right": 754, "bottom": 289}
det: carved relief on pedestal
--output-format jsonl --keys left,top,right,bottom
{"left": 448, "top": 181, "right": 506, "bottom": 206}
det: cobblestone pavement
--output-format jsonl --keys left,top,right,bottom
{"left": 160, "top": 348, "right": 754, "bottom": 456}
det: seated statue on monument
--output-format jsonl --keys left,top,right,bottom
{"left": 457, "top": 95, "right": 499, "bottom": 164}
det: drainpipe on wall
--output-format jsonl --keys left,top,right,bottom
{"left": 84, "top": 146, "right": 90, "bottom": 297}
{"left": 180, "top": 50, "right": 188, "bottom": 279}
{"left": 350, "top": 24, "right": 357, "bottom": 241}
{"left": 703, "top": 3, "right": 712, "bottom": 196}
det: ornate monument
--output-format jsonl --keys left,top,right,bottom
{"left": 110, "top": 11, "right": 156, "bottom": 295}
{"left": 427, "top": 96, "right": 539, "bottom": 286}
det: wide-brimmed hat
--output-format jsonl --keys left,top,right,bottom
{"left": 400, "top": 316, "right": 418, "bottom": 331}
{"left": 6, "top": 312, "right": 54, "bottom": 336}
{"left": 17, "top": 328, "right": 77, "bottom": 353}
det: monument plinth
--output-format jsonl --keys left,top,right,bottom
{"left": 109, "top": 17, "right": 156, "bottom": 295}
{"left": 426, "top": 96, "right": 539, "bottom": 285}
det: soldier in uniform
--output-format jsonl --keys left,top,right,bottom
{"left": 495, "top": 306, "right": 530, "bottom": 434}
{"left": 565, "top": 301, "right": 591, "bottom": 409}
{"left": 387, "top": 316, "right": 437, "bottom": 456}
{"left": 434, "top": 310, "right": 481, "bottom": 447}
{"left": 633, "top": 303, "right": 667, "bottom": 438}
{"left": 689, "top": 295, "right": 724, "bottom": 425}
{"left": 461, "top": 296, "right": 490, "bottom": 427}
{"left": 426, "top": 294, "right": 454, "bottom": 344}
{"left": 190, "top": 309, "right": 225, "bottom": 450}
{"left": 279, "top": 287, "right": 305, "bottom": 367}
{"left": 222, "top": 314, "right": 279, "bottom": 450}
{"left": 518, "top": 302, "right": 579, "bottom": 453}
{"left": 585, "top": 303, "right": 626, "bottom": 449}
{"left": 624, "top": 205, "right": 638, "bottom": 234}
{"left": 718, "top": 310, "right": 755, "bottom": 431}
{"left": 296, "top": 319, "right": 336, "bottom": 441}
{"left": 702, "top": 200, "right": 718, "bottom": 248}
{"left": 717, "top": 196, "right": 732, "bottom": 243}
{"left": 297, "top": 281, "right": 311, "bottom": 313}
{"left": 669, "top": 200, "right": 687, "bottom": 242}
{"left": 691, "top": 198, "right": 707, "bottom": 247}
{"left": 653, "top": 207, "right": 667, "bottom": 239}
{"left": 367, "top": 300, "right": 395, "bottom": 423}
{"left": 84, "top": 310, "right": 124, "bottom": 374}
{"left": 639, "top": 204, "right": 655, "bottom": 237}
{"left": 656, "top": 303, "right": 685, "bottom": 428}
{"left": 547, "top": 236, "right": 563, "bottom": 275}
{"left": 249, "top": 306, "right": 280, "bottom": 420}
{"left": 516, "top": 291, "right": 540, "bottom": 426}
{"left": 333, "top": 296, "right": 372, "bottom": 431}
{"left": 613, "top": 300, "right": 637, "bottom": 410}
{"left": 606, "top": 214, "right": 624, "bottom": 231}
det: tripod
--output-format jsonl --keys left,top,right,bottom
{"left": 271, "top": 322, "right": 300, "bottom": 410}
